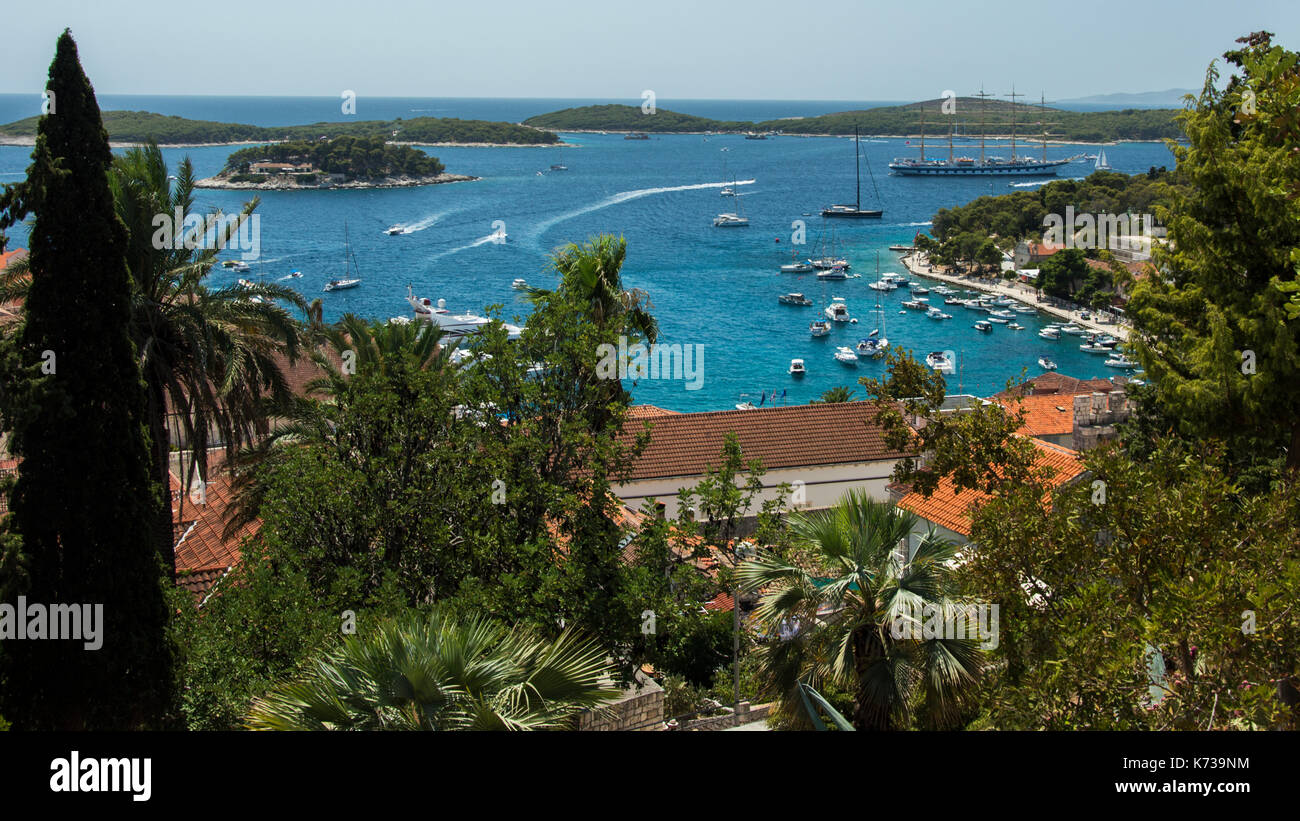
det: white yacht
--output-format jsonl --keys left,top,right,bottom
{"left": 974, "top": 320, "right": 993, "bottom": 332}
{"left": 1038, "top": 327, "right": 1062, "bottom": 340}
{"left": 324, "top": 278, "right": 361, "bottom": 291}
{"left": 927, "top": 307, "right": 953, "bottom": 320}
{"left": 834, "top": 346, "right": 859, "bottom": 365}
{"left": 1105, "top": 355, "right": 1138, "bottom": 368}
{"left": 407, "top": 287, "right": 523, "bottom": 339}
{"left": 809, "top": 319, "right": 832, "bottom": 337}
{"left": 788, "top": 358, "right": 806, "bottom": 377}
{"left": 824, "top": 298, "right": 851, "bottom": 322}
{"left": 1061, "top": 324, "right": 1088, "bottom": 336}
{"left": 779, "top": 292, "right": 813, "bottom": 306}
{"left": 817, "top": 265, "right": 849, "bottom": 281}
{"left": 714, "top": 213, "right": 749, "bottom": 227}
{"left": 1039, "top": 356, "right": 1058, "bottom": 371}
{"left": 925, "top": 351, "right": 955, "bottom": 374}
{"left": 781, "top": 260, "right": 815, "bottom": 273}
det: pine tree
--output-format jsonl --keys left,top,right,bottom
{"left": 0, "top": 30, "right": 172, "bottom": 729}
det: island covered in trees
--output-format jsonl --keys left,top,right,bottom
{"left": 0, "top": 110, "right": 560, "bottom": 146}
{"left": 524, "top": 98, "right": 1184, "bottom": 142}
{"left": 198, "top": 135, "right": 472, "bottom": 189}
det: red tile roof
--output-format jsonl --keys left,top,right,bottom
{"left": 704, "top": 592, "right": 734, "bottom": 612}
{"left": 895, "top": 438, "right": 1085, "bottom": 538}
{"left": 995, "top": 394, "right": 1075, "bottom": 437}
{"left": 995, "top": 372, "right": 1118, "bottom": 399}
{"left": 170, "top": 454, "right": 259, "bottom": 600}
{"left": 627, "top": 405, "right": 681, "bottom": 419}
{"left": 619, "top": 401, "right": 907, "bottom": 482}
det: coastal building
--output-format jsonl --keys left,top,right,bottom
{"left": 893, "top": 437, "right": 1087, "bottom": 546}
{"left": 992, "top": 377, "right": 1134, "bottom": 451}
{"left": 615, "top": 402, "right": 909, "bottom": 521}
{"left": 1014, "top": 241, "right": 1062, "bottom": 269}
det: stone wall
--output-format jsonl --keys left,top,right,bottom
{"left": 576, "top": 671, "right": 664, "bottom": 731}
{"left": 1072, "top": 390, "right": 1131, "bottom": 451}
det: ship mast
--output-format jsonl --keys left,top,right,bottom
{"left": 974, "top": 88, "right": 993, "bottom": 165}
{"left": 1007, "top": 84, "right": 1023, "bottom": 161}
{"left": 919, "top": 103, "right": 925, "bottom": 162}
{"left": 854, "top": 124, "right": 861, "bottom": 209}
{"left": 948, "top": 107, "right": 954, "bottom": 163}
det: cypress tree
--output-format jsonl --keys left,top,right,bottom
{"left": 0, "top": 30, "right": 172, "bottom": 729}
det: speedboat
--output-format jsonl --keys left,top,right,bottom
{"left": 789, "top": 358, "right": 806, "bottom": 377}
{"left": 1061, "top": 324, "right": 1088, "bottom": 336}
{"left": 825, "top": 298, "right": 851, "bottom": 322}
{"left": 1038, "top": 327, "right": 1062, "bottom": 340}
{"left": 974, "top": 320, "right": 993, "bottom": 332}
{"left": 1105, "top": 355, "right": 1138, "bottom": 368}
{"left": 1080, "top": 342, "right": 1110, "bottom": 353}
{"left": 910, "top": 287, "right": 930, "bottom": 296}
{"left": 1012, "top": 304, "right": 1037, "bottom": 313}
{"left": 991, "top": 310, "right": 1015, "bottom": 319}
{"left": 834, "top": 346, "right": 859, "bottom": 366}
{"left": 1039, "top": 356, "right": 1058, "bottom": 371}
{"left": 407, "top": 287, "right": 523, "bottom": 339}
{"left": 229, "top": 261, "right": 251, "bottom": 273}
{"left": 549, "top": 163, "right": 567, "bottom": 171}
{"left": 817, "top": 265, "right": 849, "bottom": 281}
{"left": 925, "top": 351, "right": 955, "bottom": 374}
{"left": 386, "top": 225, "right": 404, "bottom": 236}
{"left": 512, "top": 278, "right": 529, "bottom": 290}
{"left": 714, "top": 213, "right": 749, "bottom": 227}
{"left": 324, "top": 278, "right": 361, "bottom": 291}
{"left": 927, "top": 307, "right": 952, "bottom": 320}
{"left": 781, "top": 261, "right": 815, "bottom": 273}
{"left": 288, "top": 271, "right": 303, "bottom": 279}
{"left": 1008, "top": 322, "right": 1025, "bottom": 330}
{"left": 779, "top": 292, "right": 813, "bottom": 306}
{"left": 237, "top": 278, "right": 255, "bottom": 289}
{"left": 988, "top": 317, "right": 1009, "bottom": 324}
{"left": 809, "top": 320, "right": 832, "bottom": 337}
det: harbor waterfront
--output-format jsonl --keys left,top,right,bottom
{"left": 0, "top": 102, "right": 1171, "bottom": 410}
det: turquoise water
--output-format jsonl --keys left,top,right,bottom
{"left": 0, "top": 98, "right": 1175, "bottom": 411}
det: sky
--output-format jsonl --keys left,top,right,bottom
{"left": 3, "top": 0, "right": 1297, "bottom": 100}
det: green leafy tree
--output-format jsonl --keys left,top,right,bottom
{"left": 1127, "top": 31, "right": 1300, "bottom": 474}
{"left": 0, "top": 30, "right": 172, "bottom": 729}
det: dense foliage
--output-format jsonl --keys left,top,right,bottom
{"left": 224, "top": 135, "right": 444, "bottom": 179}
{"left": 523, "top": 99, "right": 1184, "bottom": 141}
{"left": 0, "top": 110, "right": 559, "bottom": 145}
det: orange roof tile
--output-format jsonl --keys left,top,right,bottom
{"left": 895, "top": 438, "right": 1085, "bottom": 538}
{"left": 995, "top": 372, "right": 1118, "bottom": 399}
{"left": 170, "top": 454, "right": 259, "bottom": 599}
{"left": 995, "top": 394, "right": 1075, "bottom": 437}
{"left": 619, "top": 401, "right": 907, "bottom": 482}
{"left": 627, "top": 404, "right": 681, "bottom": 419}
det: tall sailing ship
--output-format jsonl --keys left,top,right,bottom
{"left": 888, "top": 90, "right": 1072, "bottom": 176}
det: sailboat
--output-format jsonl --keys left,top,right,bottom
{"left": 858, "top": 252, "right": 889, "bottom": 358}
{"left": 1095, "top": 150, "right": 1112, "bottom": 171}
{"left": 714, "top": 176, "right": 750, "bottom": 227}
{"left": 549, "top": 143, "right": 568, "bottom": 171}
{"left": 324, "top": 223, "right": 363, "bottom": 291}
{"left": 823, "top": 125, "right": 883, "bottom": 218}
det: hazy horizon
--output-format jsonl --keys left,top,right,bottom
{"left": 2, "top": 0, "right": 1295, "bottom": 100}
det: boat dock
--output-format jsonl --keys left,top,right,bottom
{"left": 898, "top": 253, "right": 1130, "bottom": 342}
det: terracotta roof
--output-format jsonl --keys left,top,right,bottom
{"left": 995, "top": 372, "right": 1117, "bottom": 399}
{"left": 170, "top": 453, "right": 259, "bottom": 600}
{"left": 895, "top": 438, "right": 1085, "bottom": 538}
{"left": 704, "top": 592, "right": 734, "bottom": 612}
{"left": 619, "top": 401, "right": 907, "bottom": 482}
{"left": 627, "top": 405, "right": 680, "bottom": 419}
{"left": 1026, "top": 242, "right": 1063, "bottom": 258}
{"left": 994, "top": 394, "right": 1075, "bottom": 437}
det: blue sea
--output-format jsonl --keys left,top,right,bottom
{"left": 0, "top": 95, "right": 1177, "bottom": 411}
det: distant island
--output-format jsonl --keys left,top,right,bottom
{"left": 523, "top": 98, "right": 1184, "bottom": 143}
{"left": 0, "top": 110, "right": 560, "bottom": 147}
{"left": 196, "top": 135, "right": 474, "bottom": 190}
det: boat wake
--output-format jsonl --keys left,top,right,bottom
{"left": 432, "top": 232, "right": 506, "bottom": 259}
{"left": 527, "top": 179, "right": 756, "bottom": 241}
{"left": 401, "top": 210, "right": 454, "bottom": 233}
{"left": 1008, "top": 177, "right": 1083, "bottom": 188}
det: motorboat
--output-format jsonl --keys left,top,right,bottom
{"left": 910, "top": 287, "right": 930, "bottom": 296}
{"left": 237, "top": 278, "right": 255, "bottom": 289}
{"left": 781, "top": 260, "right": 815, "bottom": 273}
{"left": 974, "top": 320, "right": 993, "bottom": 332}
{"left": 512, "top": 278, "right": 529, "bottom": 290}
{"left": 817, "top": 265, "right": 849, "bottom": 281}
{"left": 927, "top": 307, "right": 952, "bottom": 320}
{"left": 1039, "top": 356, "right": 1058, "bottom": 371}
{"left": 1038, "top": 327, "right": 1062, "bottom": 340}
{"left": 779, "top": 292, "right": 813, "bottom": 306}
{"left": 944, "top": 296, "right": 966, "bottom": 305}
{"left": 990, "top": 310, "right": 1015, "bottom": 319}
{"left": 1008, "top": 322, "right": 1025, "bottom": 330}
{"left": 988, "top": 317, "right": 1009, "bottom": 324}
{"left": 386, "top": 225, "right": 404, "bottom": 236}
{"left": 407, "top": 287, "right": 523, "bottom": 339}
{"left": 824, "top": 298, "right": 851, "bottom": 322}
{"left": 809, "top": 319, "right": 832, "bottom": 337}
{"left": 714, "top": 213, "right": 750, "bottom": 227}
{"left": 812, "top": 256, "right": 850, "bottom": 270}
{"left": 925, "top": 351, "right": 955, "bottom": 374}
{"left": 228, "top": 260, "right": 251, "bottom": 273}
{"left": 868, "top": 278, "right": 898, "bottom": 291}
{"left": 834, "top": 346, "right": 859, "bottom": 365}
{"left": 789, "top": 358, "right": 806, "bottom": 377}
{"left": 1105, "top": 355, "right": 1138, "bottom": 368}
{"left": 1061, "top": 324, "right": 1088, "bottom": 336}
{"left": 902, "top": 299, "right": 928, "bottom": 310}
{"left": 1080, "top": 342, "right": 1111, "bottom": 353}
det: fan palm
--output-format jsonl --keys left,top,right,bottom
{"left": 246, "top": 609, "right": 618, "bottom": 730}
{"left": 738, "top": 490, "right": 983, "bottom": 730}
{"left": 1, "top": 141, "right": 307, "bottom": 574}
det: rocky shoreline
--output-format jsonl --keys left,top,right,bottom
{"left": 193, "top": 172, "right": 478, "bottom": 190}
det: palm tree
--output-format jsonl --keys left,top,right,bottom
{"left": 525, "top": 234, "right": 658, "bottom": 343}
{"left": 738, "top": 490, "right": 983, "bottom": 730}
{"left": 246, "top": 609, "right": 618, "bottom": 730}
{"left": 814, "top": 386, "right": 857, "bottom": 403}
{"left": 1, "top": 141, "right": 307, "bottom": 575}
